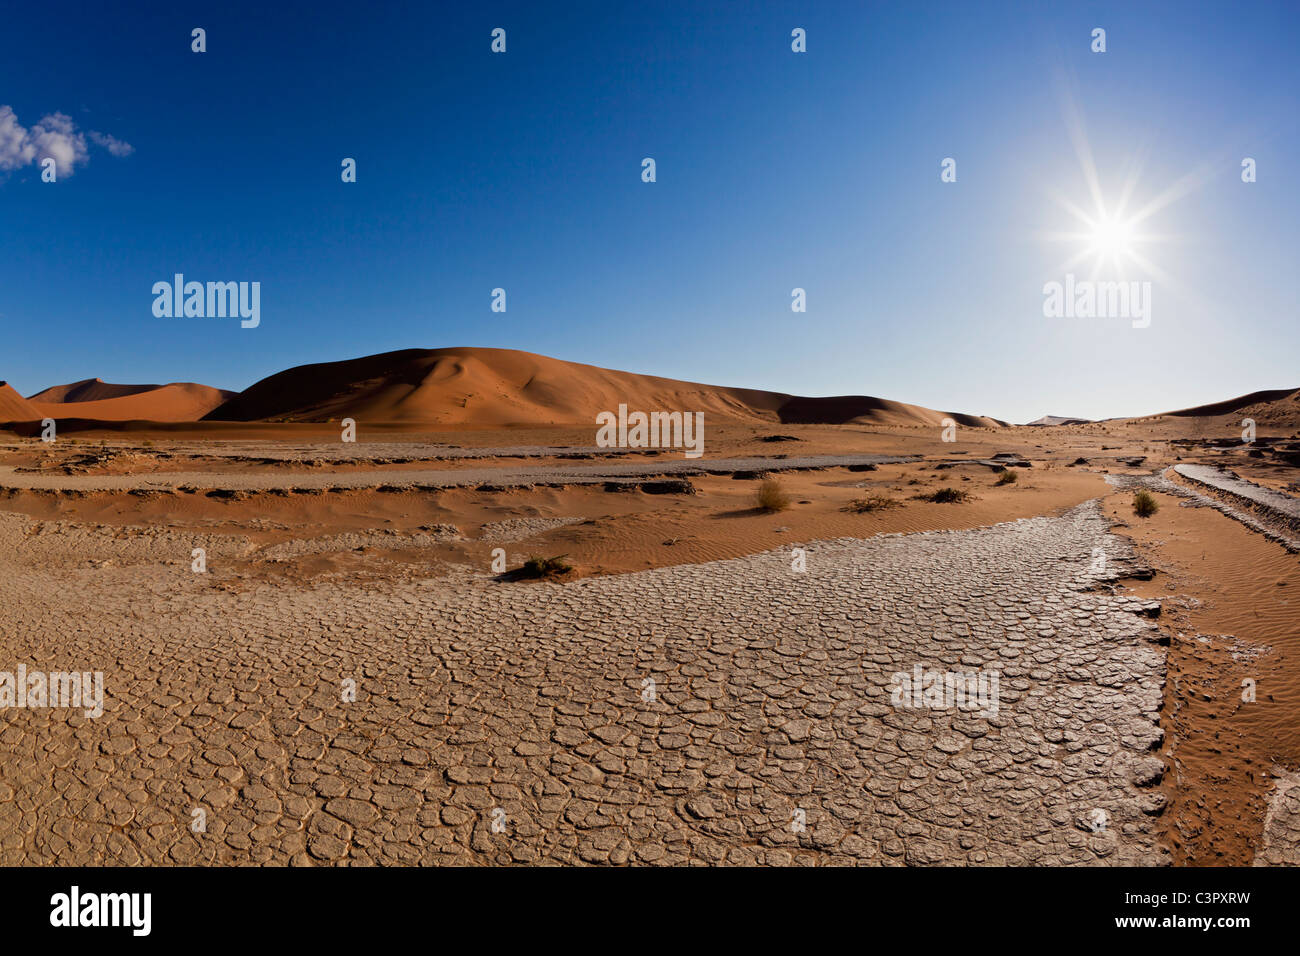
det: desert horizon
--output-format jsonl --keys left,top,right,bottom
{"left": 5, "top": 344, "right": 1299, "bottom": 430}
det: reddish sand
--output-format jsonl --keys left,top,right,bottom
{"left": 203, "top": 347, "right": 1009, "bottom": 427}
{"left": 0, "top": 383, "right": 41, "bottom": 421}
{"left": 28, "top": 380, "right": 235, "bottom": 423}
{"left": 0, "top": 462, "right": 1110, "bottom": 577}
{"left": 6, "top": 349, "right": 1298, "bottom": 438}
{"left": 31, "top": 378, "right": 166, "bottom": 403}
{"left": 1111, "top": 487, "right": 1300, "bottom": 865}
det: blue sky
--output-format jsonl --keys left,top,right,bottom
{"left": 2, "top": 0, "right": 1296, "bottom": 422}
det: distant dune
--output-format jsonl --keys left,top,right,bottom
{"left": 11, "top": 352, "right": 1294, "bottom": 432}
{"left": 1019, "top": 390, "right": 1300, "bottom": 431}
{"left": 1160, "top": 387, "right": 1300, "bottom": 426}
{"left": 204, "top": 347, "right": 1007, "bottom": 428}
{"left": 28, "top": 379, "right": 235, "bottom": 423}
{"left": 0, "top": 382, "right": 42, "bottom": 422}
{"left": 1024, "top": 415, "right": 1093, "bottom": 427}
{"left": 29, "top": 379, "right": 163, "bottom": 404}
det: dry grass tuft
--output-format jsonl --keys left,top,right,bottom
{"left": 757, "top": 479, "right": 791, "bottom": 512}
{"left": 517, "top": 554, "right": 573, "bottom": 578}
{"left": 846, "top": 494, "right": 901, "bottom": 513}
{"left": 912, "top": 487, "right": 972, "bottom": 504}
{"left": 1133, "top": 490, "right": 1158, "bottom": 518}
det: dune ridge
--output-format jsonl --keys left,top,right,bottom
{"left": 1024, "top": 415, "right": 1092, "bottom": 427}
{"left": 8, "top": 350, "right": 1298, "bottom": 430}
{"left": 30, "top": 378, "right": 162, "bottom": 404}
{"left": 27, "top": 380, "right": 236, "bottom": 423}
{"left": 1159, "top": 387, "right": 1300, "bottom": 427}
{"left": 204, "top": 347, "right": 1007, "bottom": 427}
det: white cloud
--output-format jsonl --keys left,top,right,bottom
{"left": 0, "top": 106, "right": 36, "bottom": 171}
{"left": 29, "top": 112, "right": 87, "bottom": 175}
{"left": 0, "top": 105, "right": 133, "bottom": 177}
{"left": 88, "top": 130, "right": 134, "bottom": 157}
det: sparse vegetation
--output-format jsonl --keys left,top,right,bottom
{"left": 757, "top": 478, "right": 791, "bottom": 512}
{"left": 846, "top": 494, "right": 901, "bottom": 513}
{"left": 995, "top": 468, "right": 1018, "bottom": 485}
{"left": 1133, "top": 489, "right": 1159, "bottom": 518}
{"left": 517, "top": 554, "right": 573, "bottom": 579}
{"left": 912, "top": 487, "right": 972, "bottom": 504}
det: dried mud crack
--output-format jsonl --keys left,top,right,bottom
{"left": 0, "top": 501, "right": 1169, "bottom": 865}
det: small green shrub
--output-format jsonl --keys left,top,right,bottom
{"left": 1133, "top": 490, "right": 1159, "bottom": 518}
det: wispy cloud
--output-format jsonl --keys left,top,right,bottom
{"left": 88, "top": 130, "right": 135, "bottom": 158}
{"left": 0, "top": 105, "right": 133, "bottom": 177}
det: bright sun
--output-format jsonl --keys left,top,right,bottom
{"left": 1088, "top": 215, "right": 1136, "bottom": 259}
{"left": 1041, "top": 183, "right": 1172, "bottom": 282}
{"left": 1038, "top": 80, "right": 1204, "bottom": 291}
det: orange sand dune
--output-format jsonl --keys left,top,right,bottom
{"left": 1112, "top": 387, "right": 1300, "bottom": 432}
{"left": 30, "top": 378, "right": 161, "bottom": 404}
{"left": 0, "top": 382, "right": 42, "bottom": 422}
{"left": 30, "top": 381, "right": 236, "bottom": 423}
{"left": 1205, "top": 388, "right": 1300, "bottom": 429}
{"left": 204, "top": 347, "right": 1007, "bottom": 427}
{"left": 1163, "top": 387, "right": 1300, "bottom": 422}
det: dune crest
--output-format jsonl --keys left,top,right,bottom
{"left": 28, "top": 380, "right": 236, "bottom": 423}
{"left": 203, "top": 347, "right": 1007, "bottom": 427}
{"left": 29, "top": 378, "right": 161, "bottom": 404}
{"left": 1160, "top": 388, "right": 1300, "bottom": 427}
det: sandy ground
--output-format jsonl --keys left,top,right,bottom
{"left": 0, "top": 420, "right": 1297, "bottom": 865}
{"left": 1101, "top": 477, "right": 1300, "bottom": 865}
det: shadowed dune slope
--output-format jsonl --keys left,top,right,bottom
{"left": 1159, "top": 388, "right": 1300, "bottom": 427}
{"left": 203, "top": 347, "right": 1008, "bottom": 427}
{"left": 30, "top": 378, "right": 161, "bottom": 404}
{"left": 28, "top": 380, "right": 236, "bottom": 423}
